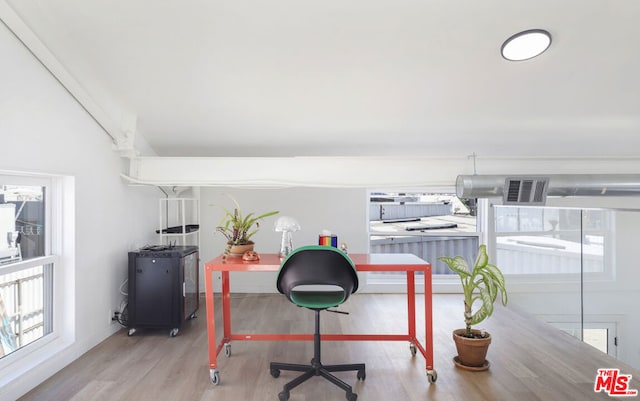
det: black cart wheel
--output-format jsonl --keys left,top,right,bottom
{"left": 278, "top": 390, "right": 289, "bottom": 401}
{"left": 270, "top": 368, "right": 281, "bottom": 378}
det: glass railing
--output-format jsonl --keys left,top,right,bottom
{"left": 494, "top": 205, "right": 639, "bottom": 370}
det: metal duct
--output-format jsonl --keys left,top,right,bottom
{"left": 456, "top": 174, "right": 640, "bottom": 199}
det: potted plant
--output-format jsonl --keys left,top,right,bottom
{"left": 215, "top": 195, "right": 278, "bottom": 258}
{"left": 438, "top": 244, "right": 507, "bottom": 371}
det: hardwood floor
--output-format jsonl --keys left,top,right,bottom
{"left": 18, "top": 293, "right": 640, "bottom": 401}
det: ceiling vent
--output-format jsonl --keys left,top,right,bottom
{"left": 503, "top": 177, "right": 549, "bottom": 205}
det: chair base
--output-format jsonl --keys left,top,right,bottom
{"left": 270, "top": 360, "right": 365, "bottom": 401}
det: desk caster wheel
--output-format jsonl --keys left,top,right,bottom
{"left": 224, "top": 343, "right": 232, "bottom": 357}
{"left": 278, "top": 390, "right": 289, "bottom": 401}
{"left": 427, "top": 369, "right": 437, "bottom": 383}
{"left": 170, "top": 328, "right": 179, "bottom": 337}
{"left": 409, "top": 343, "right": 417, "bottom": 356}
{"left": 210, "top": 370, "right": 220, "bottom": 385}
{"left": 127, "top": 328, "right": 136, "bottom": 336}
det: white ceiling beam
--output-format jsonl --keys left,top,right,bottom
{"left": 121, "top": 156, "right": 640, "bottom": 189}
{"left": 123, "top": 156, "right": 465, "bottom": 188}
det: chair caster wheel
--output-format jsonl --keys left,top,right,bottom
{"left": 270, "top": 368, "right": 280, "bottom": 378}
{"left": 357, "top": 369, "right": 366, "bottom": 380}
{"left": 278, "top": 390, "right": 289, "bottom": 401}
{"left": 347, "top": 391, "right": 357, "bottom": 401}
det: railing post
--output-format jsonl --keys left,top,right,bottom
{"left": 17, "top": 277, "right": 23, "bottom": 347}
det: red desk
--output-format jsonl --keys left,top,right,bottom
{"left": 204, "top": 253, "right": 436, "bottom": 385}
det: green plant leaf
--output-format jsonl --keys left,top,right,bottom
{"left": 472, "top": 244, "right": 489, "bottom": 272}
{"left": 484, "top": 263, "right": 507, "bottom": 306}
{"left": 477, "top": 272, "right": 493, "bottom": 302}
{"left": 437, "top": 256, "right": 471, "bottom": 278}
{"left": 470, "top": 287, "right": 494, "bottom": 325}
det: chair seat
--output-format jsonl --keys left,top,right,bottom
{"left": 290, "top": 290, "right": 345, "bottom": 309}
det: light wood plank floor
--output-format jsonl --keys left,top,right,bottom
{"left": 18, "top": 293, "right": 640, "bottom": 401}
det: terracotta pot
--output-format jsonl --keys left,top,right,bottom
{"left": 227, "top": 242, "right": 254, "bottom": 256}
{"left": 452, "top": 328, "right": 491, "bottom": 369}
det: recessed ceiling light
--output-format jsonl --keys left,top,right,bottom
{"left": 501, "top": 29, "right": 552, "bottom": 61}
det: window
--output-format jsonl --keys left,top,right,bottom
{"left": 494, "top": 206, "right": 609, "bottom": 277}
{"left": 368, "top": 190, "right": 480, "bottom": 289}
{"left": 0, "top": 178, "right": 54, "bottom": 359}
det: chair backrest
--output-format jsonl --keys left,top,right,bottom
{"left": 276, "top": 245, "right": 359, "bottom": 303}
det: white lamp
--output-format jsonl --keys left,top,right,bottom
{"left": 274, "top": 216, "right": 301, "bottom": 257}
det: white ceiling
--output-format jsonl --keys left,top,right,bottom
{"left": 3, "top": 0, "right": 640, "bottom": 158}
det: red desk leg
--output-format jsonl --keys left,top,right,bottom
{"left": 407, "top": 271, "right": 416, "bottom": 341}
{"left": 205, "top": 268, "right": 220, "bottom": 384}
{"left": 222, "top": 271, "right": 231, "bottom": 341}
{"left": 424, "top": 268, "right": 436, "bottom": 382}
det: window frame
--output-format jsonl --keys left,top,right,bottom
{"left": 0, "top": 171, "right": 74, "bottom": 390}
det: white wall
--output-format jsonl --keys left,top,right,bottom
{"left": 200, "top": 187, "right": 369, "bottom": 293}
{"left": 0, "top": 21, "right": 158, "bottom": 399}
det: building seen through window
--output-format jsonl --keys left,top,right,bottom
{"left": 0, "top": 185, "right": 45, "bottom": 264}
{"left": 368, "top": 192, "right": 478, "bottom": 276}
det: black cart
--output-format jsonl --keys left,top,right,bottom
{"left": 127, "top": 245, "right": 199, "bottom": 337}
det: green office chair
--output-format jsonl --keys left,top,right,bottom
{"left": 269, "top": 245, "right": 366, "bottom": 401}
